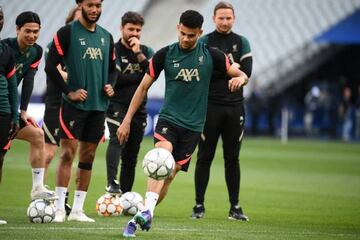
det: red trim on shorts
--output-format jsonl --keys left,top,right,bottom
{"left": 6, "top": 66, "right": 16, "bottom": 79}
{"left": 54, "top": 34, "right": 64, "bottom": 56}
{"left": 177, "top": 156, "right": 191, "bottom": 166}
{"left": 149, "top": 58, "right": 155, "bottom": 78}
{"left": 225, "top": 54, "right": 231, "bottom": 70}
{"left": 30, "top": 59, "right": 41, "bottom": 69}
{"left": 26, "top": 118, "right": 38, "bottom": 128}
{"left": 3, "top": 140, "right": 11, "bottom": 150}
{"left": 154, "top": 132, "right": 167, "bottom": 142}
{"left": 59, "top": 107, "right": 75, "bottom": 140}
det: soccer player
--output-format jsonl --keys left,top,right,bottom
{"left": 42, "top": 5, "right": 81, "bottom": 216}
{"left": 0, "top": 5, "right": 18, "bottom": 225}
{"left": 117, "top": 10, "right": 248, "bottom": 237}
{"left": 191, "top": 1, "right": 252, "bottom": 221}
{"left": 105, "top": 11, "right": 153, "bottom": 195}
{"left": 2, "top": 11, "right": 57, "bottom": 201}
{"left": 45, "top": 0, "right": 116, "bottom": 223}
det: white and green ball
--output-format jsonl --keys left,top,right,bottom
{"left": 27, "top": 199, "right": 55, "bottom": 223}
{"left": 119, "top": 192, "right": 143, "bottom": 216}
{"left": 142, "top": 148, "right": 175, "bottom": 180}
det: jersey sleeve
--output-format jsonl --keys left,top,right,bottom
{"left": 145, "top": 46, "right": 155, "bottom": 59}
{"left": 208, "top": 46, "right": 231, "bottom": 74}
{"left": 108, "top": 34, "right": 117, "bottom": 87}
{"left": 5, "top": 47, "right": 19, "bottom": 123}
{"left": 29, "top": 45, "right": 42, "bottom": 70}
{"left": 45, "top": 25, "right": 72, "bottom": 94}
{"left": 239, "top": 36, "right": 252, "bottom": 78}
{"left": 146, "top": 46, "right": 169, "bottom": 80}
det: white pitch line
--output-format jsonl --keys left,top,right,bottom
{"left": 0, "top": 226, "right": 358, "bottom": 237}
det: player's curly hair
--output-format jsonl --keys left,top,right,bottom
{"left": 121, "top": 11, "right": 144, "bottom": 27}
{"left": 16, "top": 11, "right": 41, "bottom": 28}
{"left": 179, "top": 10, "right": 203, "bottom": 29}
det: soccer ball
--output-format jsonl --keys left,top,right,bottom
{"left": 27, "top": 199, "right": 55, "bottom": 223}
{"left": 96, "top": 193, "right": 123, "bottom": 217}
{"left": 142, "top": 148, "right": 175, "bottom": 180}
{"left": 119, "top": 192, "right": 143, "bottom": 216}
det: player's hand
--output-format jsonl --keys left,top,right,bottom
{"left": 104, "top": 84, "right": 114, "bottom": 97}
{"left": 117, "top": 120, "right": 131, "bottom": 145}
{"left": 67, "top": 89, "right": 87, "bottom": 102}
{"left": 128, "top": 37, "right": 141, "bottom": 54}
{"left": 20, "top": 110, "right": 28, "bottom": 123}
{"left": 228, "top": 76, "right": 247, "bottom": 92}
{"left": 9, "top": 121, "right": 20, "bottom": 139}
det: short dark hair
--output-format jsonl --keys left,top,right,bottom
{"left": 179, "top": 10, "right": 203, "bottom": 29}
{"left": 16, "top": 11, "right": 41, "bottom": 28}
{"left": 214, "top": 1, "right": 235, "bottom": 16}
{"left": 121, "top": 11, "right": 144, "bottom": 27}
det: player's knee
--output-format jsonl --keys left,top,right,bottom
{"left": 44, "top": 152, "right": 55, "bottom": 165}
{"left": 81, "top": 149, "right": 96, "bottom": 162}
{"left": 60, "top": 148, "right": 76, "bottom": 164}
{"left": 31, "top": 128, "right": 45, "bottom": 146}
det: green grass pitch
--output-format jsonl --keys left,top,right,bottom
{"left": 0, "top": 137, "right": 359, "bottom": 239}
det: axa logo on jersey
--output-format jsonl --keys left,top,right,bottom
{"left": 83, "top": 47, "right": 103, "bottom": 60}
{"left": 175, "top": 68, "right": 200, "bottom": 82}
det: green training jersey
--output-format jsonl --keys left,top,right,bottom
{"left": 148, "top": 41, "right": 230, "bottom": 132}
{"left": 2, "top": 37, "right": 42, "bottom": 84}
{"left": 0, "top": 40, "right": 18, "bottom": 122}
{"left": 50, "top": 20, "right": 115, "bottom": 111}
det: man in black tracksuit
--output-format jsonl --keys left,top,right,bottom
{"left": 105, "top": 11, "right": 153, "bottom": 194}
{"left": 192, "top": 1, "right": 252, "bottom": 221}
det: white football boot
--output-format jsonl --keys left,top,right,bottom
{"left": 67, "top": 210, "right": 95, "bottom": 222}
{"left": 53, "top": 209, "right": 66, "bottom": 223}
{"left": 0, "top": 219, "right": 7, "bottom": 224}
{"left": 31, "top": 185, "right": 58, "bottom": 201}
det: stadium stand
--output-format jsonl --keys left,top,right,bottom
{"left": 2, "top": 0, "right": 360, "bottom": 104}
{"left": 201, "top": 0, "right": 360, "bottom": 97}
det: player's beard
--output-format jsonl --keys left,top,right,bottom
{"left": 82, "top": 8, "right": 101, "bottom": 24}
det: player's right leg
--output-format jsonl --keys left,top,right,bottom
{"left": 15, "top": 120, "right": 57, "bottom": 201}
{"left": 53, "top": 138, "right": 78, "bottom": 222}
{"left": 54, "top": 102, "right": 82, "bottom": 222}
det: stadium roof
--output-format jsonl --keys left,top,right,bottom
{"left": 315, "top": 8, "right": 360, "bottom": 44}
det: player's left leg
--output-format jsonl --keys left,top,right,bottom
{"left": 222, "top": 104, "right": 248, "bottom": 221}
{"left": 68, "top": 110, "right": 104, "bottom": 223}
